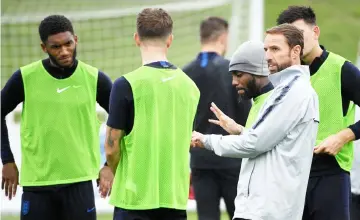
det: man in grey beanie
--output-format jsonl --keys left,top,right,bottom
{"left": 191, "top": 24, "right": 320, "bottom": 220}
{"left": 182, "top": 17, "right": 251, "bottom": 220}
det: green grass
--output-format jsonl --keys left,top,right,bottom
{"left": 1, "top": 212, "right": 230, "bottom": 220}
{"left": 265, "top": 0, "right": 360, "bottom": 63}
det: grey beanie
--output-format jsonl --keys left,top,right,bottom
{"left": 229, "top": 40, "right": 269, "bottom": 76}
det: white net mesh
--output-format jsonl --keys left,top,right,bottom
{"left": 1, "top": 0, "right": 243, "bottom": 87}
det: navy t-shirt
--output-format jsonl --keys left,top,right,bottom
{"left": 106, "top": 61, "right": 177, "bottom": 134}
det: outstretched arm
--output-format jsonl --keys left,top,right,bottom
{"left": 197, "top": 80, "right": 316, "bottom": 158}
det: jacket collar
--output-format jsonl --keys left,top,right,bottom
{"left": 269, "top": 65, "right": 310, "bottom": 87}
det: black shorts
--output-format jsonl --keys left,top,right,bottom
{"left": 351, "top": 193, "right": 360, "bottom": 220}
{"left": 113, "top": 207, "right": 186, "bottom": 220}
{"left": 191, "top": 168, "right": 239, "bottom": 220}
{"left": 20, "top": 180, "right": 96, "bottom": 220}
{"left": 302, "top": 172, "right": 351, "bottom": 220}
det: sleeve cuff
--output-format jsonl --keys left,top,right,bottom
{"left": 203, "top": 134, "right": 222, "bottom": 151}
{"left": 349, "top": 124, "right": 360, "bottom": 141}
{"left": 203, "top": 135, "right": 213, "bottom": 151}
{"left": 2, "top": 157, "right": 15, "bottom": 165}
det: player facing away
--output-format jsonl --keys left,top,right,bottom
{"left": 277, "top": 6, "right": 360, "bottom": 220}
{"left": 191, "top": 24, "right": 319, "bottom": 220}
{"left": 104, "top": 8, "right": 200, "bottom": 220}
{"left": 1, "top": 15, "right": 113, "bottom": 220}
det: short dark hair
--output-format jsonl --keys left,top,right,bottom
{"left": 38, "top": 15, "right": 74, "bottom": 43}
{"left": 266, "top": 24, "right": 304, "bottom": 57}
{"left": 276, "top": 6, "right": 316, "bottom": 25}
{"left": 136, "top": 8, "right": 173, "bottom": 40}
{"left": 200, "top": 17, "right": 228, "bottom": 44}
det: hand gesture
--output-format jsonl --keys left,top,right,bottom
{"left": 191, "top": 131, "right": 205, "bottom": 148}
{"left": 98, "top": 166, "right": 114, "bottom": 198}
{"left": 1, "top": 162, "right": 19, "bottom": 200}
{"left": 208, "top": 102, "right": 243, "bottom": 135}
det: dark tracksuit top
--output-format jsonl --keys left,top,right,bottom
{"left": 182, "top": 52, "right": 252, "bottom": 169}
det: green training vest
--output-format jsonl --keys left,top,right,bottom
{"left": 245, "top": 90, "right": 272, "bottom": 128}
{"left": 20, "top": 60, "right": 101, "bottom": 186}
{"left": 310, "top": 52, "right": 356, "bottom": 171}
{"left": 109, "top": 65, "right": 200, "bottom": 210}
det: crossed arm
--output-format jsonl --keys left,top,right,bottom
{"left": 105, "top": 126, "right": 125, "bottom": 173}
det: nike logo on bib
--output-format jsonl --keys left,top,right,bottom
{"left": 161, "top": 76, "right": 176, "bottom": 82}
{"left": 57, "top": 86, "right": 70, "bottom": 93}
{"left": 56, "top": 85, "right": 82, "bottom": 93}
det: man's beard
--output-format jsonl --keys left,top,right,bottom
{"left": 276, "top": 60, "right": 292, "bottom": 73}
{"left": 48, "top": 48, "right": 77, "bottom": 68}
{"left": 268, "top": 58, "right": 293, "bottom": 86}
{"left": 277, "top": 52, "right": 293, "bottom": 72}
{"left": 269, "top": 52, "right": 293, "bottom": 74}
{"left": 237, "top": 76, "right": 258, "bottom": 103}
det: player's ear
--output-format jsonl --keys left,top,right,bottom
{"left": 166, "top": 34, "right": 173, "bottom": 48}
{"left": 313, "top": 25, "right": 320, "bottom": 41}
{"left": 73, "top": 35, "right": 78, "bottom": 45}
{"left": 219, "top": 32, "right": 228, "bottom": 45}
{"left": 134, "top": 32, "right": 141, "bottom": 47}
{"left": 40, "top": 42, "right": 47, "bottom": 53}
{"left": 291, "top": 45, "right": 301, "bottom": 60}
{"left": 219, "top": 32, "right": 228, "bottom": 55}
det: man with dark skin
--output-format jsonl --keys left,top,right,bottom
{"left": 1, "top": 15, "right": 113, "bottom": 220}
{"left": 192, "top": 25, "right": 319, "bottom": 220}
{"left": 183, "top": 17, "right": 252, "bottom": 220}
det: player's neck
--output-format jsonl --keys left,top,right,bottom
{"left": 292, "top": 59, "right": 302, "bottom": 66}
{"left": 49, "top": 58, "right": 74, "bottom": 69}
{"left": 201, "top": 44, "right": 224, "bottom": 56}
{"left": 302, "top": 45, "right": 323, "bottom": 65}
{"left": 140, "top": 46, "right": 168, "bottom": 65}
{"left": 258, "top": 77, "right": 271, "bottom": 89}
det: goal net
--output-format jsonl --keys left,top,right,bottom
{"left": 1, "top": 0, "right": 251, "bottom": 87}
